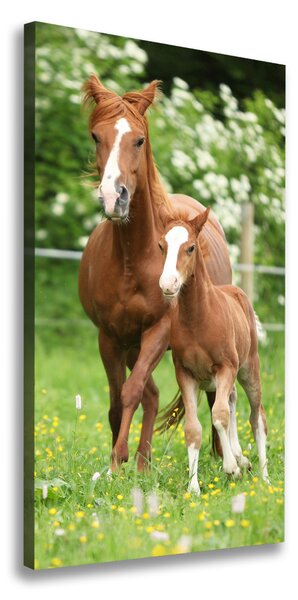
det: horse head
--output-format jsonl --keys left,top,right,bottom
{"left": 83, "top": 75, "right": 161, "bottom": 221}
{"left": 158, "top": 207, "right": 210, "bottom": 297}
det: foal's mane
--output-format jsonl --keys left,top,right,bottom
{"left": 82, "top": 75, "right": 172, "bottom": 211}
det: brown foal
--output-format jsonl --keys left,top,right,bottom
{"left": 79, "top": 75, "right": 232, "bottom": 472}
{"left": 158, "top": 208, "right": 269, "bottom": 494}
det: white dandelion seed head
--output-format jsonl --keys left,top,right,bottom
{"left": 75, "top": 394, "right": 82, "bottom": 410}
{"left": 131, "top": 487, "right": 144, "bottom": 516}
{"left": 231, "top": 493, "right": 246, "bottom": 513}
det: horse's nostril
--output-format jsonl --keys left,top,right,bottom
{"left": 118, "top": 185, "right": 129, "bottom": 206}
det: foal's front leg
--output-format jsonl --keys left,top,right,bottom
{"left": 174, "top": 361, "right": 202, "bottom": 495}
{"left": 212, "top": 369, "right": 241, "bottom": 477}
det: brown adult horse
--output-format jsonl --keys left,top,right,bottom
{"left": 158, "top": 208, "right": 269, "bottom": 494}
{"left": 79, "top": 75, "right": 232, "bottom": 471}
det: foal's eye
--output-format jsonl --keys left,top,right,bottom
{"left": 135, "top": 137, "right": 145, "bottom": 148}
{"left": 187, "top": 244, "right": 195, "bottom": 255}
{"left": 91, "top": 132, "right": 100, "bottom": 144}
{"left": 158, "top": 241, "right": 163, "bottom": 252}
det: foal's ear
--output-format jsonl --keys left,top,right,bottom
{"left": 82, "top": 74, "right": 117, "bottom": 105}
{"left": 123, "top": 80, "right": 162, "bottom": 116}
{"left": 190, "top": 207, "right": 211, "bottom": 235}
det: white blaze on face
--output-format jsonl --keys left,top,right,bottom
{"left": 159, "top": 226, "right": 189, "bottom": 295}
{"left": 99, "top": 117, "right": 131, "bottom": 212}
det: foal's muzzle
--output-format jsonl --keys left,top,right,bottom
{"left": 98, "top": 184, "right": 130, "bottom": 221}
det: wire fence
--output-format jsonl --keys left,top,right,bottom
{"left": 34, "top": 247, "right": 285, "bottom": 331}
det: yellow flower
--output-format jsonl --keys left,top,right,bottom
{"left": 68, "top": 523, "right": 76, "bottom": 531}
{"left": 250, "top": 490, "right": 256, "bottom": 497}
{"left": 240, "top": 519, "right": 250, "bottom": 528}
{"left": 88, "top": 447, "right": 97, "bottom": 455}
{"left": 214, "top": 477, "right": 219, "bottom": 482}
{"left": 146, "top": 526, "right": 154, "bottom": 533}
{"left": 198, "top": 511, "right": 206, "bottom": 521}
{"left": 252, "top": 476, "right": 259, "bottom": 483}
{"left": 52, "top": 486, "right": 58, "bottom": 492}
{"left": 164, "top": 512, "right": 171, "bottom": 518}
{"left": 48, "top": 508, "right": 57, "bottom": 515}
{"left": 205, "top": 521, "right": 213, "bottom": 529}
{"left": 79, "top": 535, "right": 87, "bottom": 544}
{"left": 213, "top": 519, "right": 220, "bottom": 526}
{"left": 225, "top": 519, "right": 235, "bottom": 528}
{"left": 142, "top": 512, "right": 150, "bottom": 519}
{"left": 152, "top": 544, "right": 167, "bottom": 557}
{"left": 230, "top": 482, "right": 236, "bottom": 489}
{"left": 97, "top": 533, "right": 105, "bottom": 541}
{"left": 51, "top": 557, "right": 63, "bottom": 567}
{"left": 208, "top": 483, "right": 215, "bottom": 489}
{"left": 91, "top": 520, "right": 100, "bottom": 529}
{"left": 79, "top": 414, "right": 87, "bottom": 421}
{"left": 75, "top": 510, "right": 85, "bottom": 518}
{"left": 183, "top": 492, "right": 191, "bottom": 500}
{"left": 111, "top": 505, "right": 117, "bottom": 510}
{"left": 118, "top": 506, "right": 125, "bottom": 513}
{"left": 189, "top": 502, "right": 197, "bottom": 509}
{"left": 117, "top": 494, "right": 123, "bottom": 500}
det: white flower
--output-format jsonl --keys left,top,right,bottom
{"left": 92, "top": 472, "right": 100, "bottom": 481}
{"left": 75, "top": 394, "right": 82, "bottom": 410}
{"left": 52, "top": 203, "right": 65, "bottom": 216}
{"left": 150, "top": 531, "right": 169, "bottom": 542}
{"left": 147, "top": 492, "right": 159, "bottom": 517}
{"left": 124, "top": 40, "right": 147, "bottom": 63}
{"left": 56, "top": 193, "right": 69, "bottom": 204}
{"left": 54, "top": 528, "right": 65, "bottom": 536}
{"left": 36, "top": 229, "right": 47, "bottom": 241}
{"left": 131, "top": 487, "right": 144, "bottom": 516}
{"left": 42, "top": 484, "right": 48, "bottom": 500}
{"left": 231, "top": 493, "right": 246, "bottom": 513}
{"left": 173, "top": 77, "right": 189, "bottom": 90}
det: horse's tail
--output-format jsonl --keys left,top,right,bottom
{"left": 254, "top": 311, "right": 267, "bottom": 345}
{"left": 155, "top": 390, "right": 185, "bottom": 434}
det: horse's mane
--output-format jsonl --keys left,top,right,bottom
{"left": 82, "top": 75, "right": 172, "bottom": 211}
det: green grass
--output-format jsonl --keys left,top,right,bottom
{"left": 33, "top": 260, "right": 285, "bottom": 569}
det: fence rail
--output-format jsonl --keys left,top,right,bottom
{"left": 34, "top": 247, "right": 285, "bottom": 276}
{"left": 34, "top": 247, "right": 285, "bottom": 332}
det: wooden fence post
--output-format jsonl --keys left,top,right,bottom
{"left": 240, "top": 202, "right": 254, "bottom": 302}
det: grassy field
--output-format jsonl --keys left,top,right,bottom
{"left": 33, "top": 260, "right": 285, "bottom": 569}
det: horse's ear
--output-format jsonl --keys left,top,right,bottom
{"left": 123, "top": 80, "right": 162, "bottom": 116}
{"left": 158, "top": 204, "right": 172, "bottom": 229}
{"left": 190, "top": 207, "right": 211, "bottom": 235}
{"left": 82, "top": 74, "right": 117, "bottom": 105}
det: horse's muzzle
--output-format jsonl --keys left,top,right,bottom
{"left": 98, "top": 184, "right": 130, "bottom": 221}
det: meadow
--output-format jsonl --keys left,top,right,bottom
{"left": 34, "top": 259, "right": 285, "bottom": 569}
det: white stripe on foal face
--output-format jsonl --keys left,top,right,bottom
{"left": 159, "top": 226, "right": 189, "bottom": 296}
{"left": 98, "top": 117, "right": 131, "bottom": 212}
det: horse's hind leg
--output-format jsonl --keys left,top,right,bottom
{"left": 228, "top": 386, "right": 251, "bottom": 470}
{"left": 126, "top": 347, "right": 159, "bottom": 472}
{"left": 206, "top": 392, "right": 223, "bottom": 457}
{"left": 212, "top": 369, "right": 241, "bottom": 477}
{"left": 238, "top": 358, "right": 269, "bottom": 482}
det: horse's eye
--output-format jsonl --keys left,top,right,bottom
{"left": 91, "top": 132, "right": 100, "bottom": 144}
{"left": 187, "top": 244, "right": 195, "bottom": 255}
{"left": 135, "top": 137, "right": 145, "bottom": 148}
{"left": 158, "top": 241, "right": 163, "bottom": 252}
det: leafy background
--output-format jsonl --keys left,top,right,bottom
{"left": 35, "top": 22, "right": 285, "bottom": 326}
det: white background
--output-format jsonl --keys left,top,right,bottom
{"left": 1, "top": 1, "right": 297, "bottom": 598}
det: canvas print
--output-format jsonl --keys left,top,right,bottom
{"left": 24, "top": 21, "right": 285, "bottom": 569}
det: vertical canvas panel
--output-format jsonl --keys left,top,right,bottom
{"left": 24, "top": 21, "right": 285, "bottom": 570}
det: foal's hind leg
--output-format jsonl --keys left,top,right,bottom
{"left": 238, "top": 358, "right": 269, "bottom": 482}
{"left": 126, "top": 347, "right": 159, "bottom": 472}
{"left": 228, "top": 386, "right": 251, "bottom": 470}
{"left": 206, "top": 392, "right": 223, "bottom": 457}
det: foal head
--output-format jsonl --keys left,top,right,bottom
{"left": 158, "top": 208, "right": 210, "bottom": 298}
{"left": 83, "top": 75, "right": 160, "bottom": 222}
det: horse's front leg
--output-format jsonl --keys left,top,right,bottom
{"left": 174, "top": 360, "right": 202, "bottom": 496}
{"left": 98, "top": 330, "right": 127, "bottom": 465}
{"left": 212, "top": 368, "right": 241, "bottom": 477}
{"left": 127, "top": 347, "right": 159, "bottom": 471}
{"left": 112, "top": 315, "right": 170, "bottom": 471}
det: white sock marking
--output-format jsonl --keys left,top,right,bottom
{"left": 187, "top": 443, "right": 200, "bottom": 495}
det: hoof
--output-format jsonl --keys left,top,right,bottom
{"left": 224, "top": 463, "right": 241, "bottom": 478}
{"left": 237, "top": 455, "right": 252, "bottom": 470}
{"left": 188, "top": 483, "right": 201, "bottom": 496}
